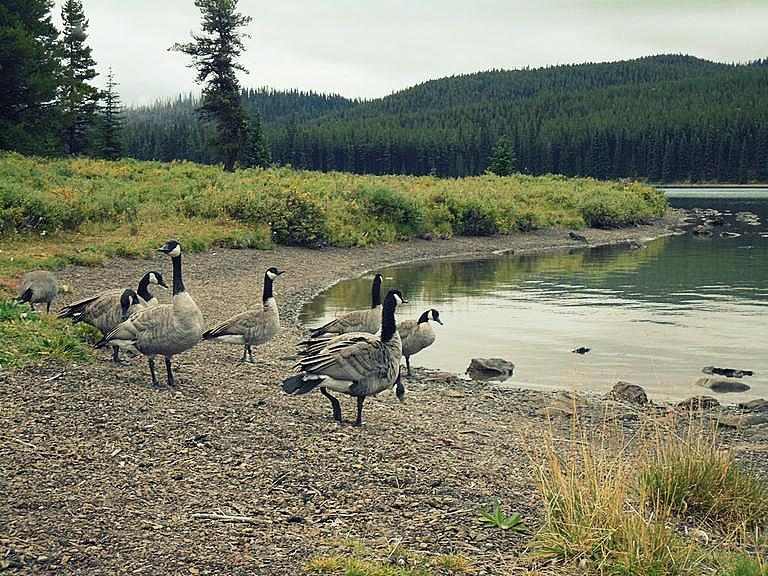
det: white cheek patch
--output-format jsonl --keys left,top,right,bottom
{"left": 168, "top": 245, "right": 181, "bottom": 258}
{"left": 394, "top": 294, "right": 403, "bottom": 305}
{"left": 149, "top": 272, "right": 158, "bottom": 284}
{"left": 267, "top": 271, "right": 277, "bottom": 280}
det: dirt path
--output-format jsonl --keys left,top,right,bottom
{"left": 5, "top": 217, "right": 764, "bottom": 575}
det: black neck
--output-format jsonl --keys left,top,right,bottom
{"left": 380, "top": 298, "right": 397, "bottom": 342}
{"left": 371, "top": 276, "right": 382, "bottom": 308}
{"left": 417, "top": 310, "right": 430, "bottom": 324}
{"left": 171, "top": 256, "right": 184, "bottom": 295}
{"left": 137, "top": 275, "right": 153, "bottom": 302}
{"left": 262, "top": 273, "right": 274, "bottom": 301}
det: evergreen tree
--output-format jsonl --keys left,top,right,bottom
{"left": 98, "top": 67, "right": 123, "bottom": 160}
{"left": 487, "top": 138, "right": 516, "bottom": 176}
{"left": 171, "top": 0, "right": 252, "bottom": 171}
{"left": 59, "top": 0, "right": 99, "bottom": 155}
{"left": 241, "top": 111, "right": 271, "bottom": 168}
{"left": 0, "top": 0, "right": 62, "bottom": 154}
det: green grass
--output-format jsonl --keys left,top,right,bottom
{"left": 306, "top": 540, "right": 472, "bottom": 575}
{"left": 0, "top": 299, "right": 94, "bottom": 369}
{"left": 0, "top": 152, "right": 666, "bottom": 287}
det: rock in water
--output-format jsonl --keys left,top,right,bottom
{"left": 571, "top": 346, "right": 590, "bottom": 355}
{"left": 466, "top": 358, "right": 515, "bottom": 382}
{"left": 702, "top": 366, "right": 754, "bottom": 378}
{"left": 695, "top": 377, "right": 750, "bottom": 393}
{"left": 605, "top": 381, "right": 648, "bottom": 405}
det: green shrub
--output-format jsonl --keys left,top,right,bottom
{"left": 357, "top": 185, "right": 426, "bottom": 238}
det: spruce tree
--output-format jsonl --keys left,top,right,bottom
{"left": 98, "top": 67, "right": 123, "bottom": 160}
{"left": 487, "top": 138, "right": 516, "bottom": 176}
{"left": 0, "top": 0, "right": 62, "bottom": 154}
{"left": 241, "top": 111, "right": 271, "bottom": 168}
{"left": 171, "top": 0, "right": 251, "bottom": 171}
{"left": 59, "top": 0, "right": 99, "bottom": 155}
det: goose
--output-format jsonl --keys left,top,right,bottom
{"left": 96, "top": 240, "right": 204, "bottom": 387}
{"left": 202, "top": 267, "right": 285, "bottom": 363}
{"left": 283, "top": 289, "right": 406, "bottom": 426}
{"left": 58, "top": 271, "right": 167, "bottom": 362}
{"left": 309, "top": 273, "right": 383, "bottom": 337}
{"left": 398, "top": 308, "right": 443, "bottom": 376}
{"left": 17, "top": 270, "right": 58, "bottom": 313}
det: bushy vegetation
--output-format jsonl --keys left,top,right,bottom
{"left": 0, "top": 299, "right": 94, "bottom": 369}
{"left": 531, "top": 415, "right": 768, "bottom": 575}
{"left": 0, "top": 152, "right": 666, "bottom": 282}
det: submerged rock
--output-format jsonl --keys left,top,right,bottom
{"left": 720, "top": 231, "right": 741, "bottom": 238}
{"left": 702, "top": 366, "right": 754, "bottom": 378}
{"left": 677, "top": 396, "right": 720, "bottom": 411}
{"left": 692, "top": 224, "right": 714, "bottom": 237}
{"left": 605, "top": 381, "right": 648, "bottom": 405}
{"left": 695, "top": 377, "right": 750, "bottom": 393}
{"left": 466, "top": 358, "right": 515, "bottom": 382}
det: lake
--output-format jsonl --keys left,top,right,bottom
{"left": 301, "top": 188, "right": 768, "bottom": 403}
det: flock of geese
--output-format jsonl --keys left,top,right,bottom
{"left": 15, "top": 240, "right": 444, "bottom": 426}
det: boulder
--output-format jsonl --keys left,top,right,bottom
{"left": 695, "top": 377, "right": 750, "bottom": 393}
{"left": 605, "top": 381, "right": 648, "bottom": 405}
{"left": 717, "top": 413, "right": 768, "bottom": 428}
{"left": 677, "top": 396, "right": 720, "bottom": 411}
{"left": 737, "top": 398, "right": 768, "bottom": 411}
{"left": 692, "top": 224, "right": 714, "bottom": 237}
{"left": 466, "top": 358, "right": 515, "bottom": 382}
{"left": 720, "top": 231, "right": 741, "bottom": 238}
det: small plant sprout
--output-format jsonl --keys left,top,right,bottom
{"left": 477, "top": 500, "right": 526, "bottom": 531}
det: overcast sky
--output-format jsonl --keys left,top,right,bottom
{"left": 53, "top": 0, "right": 768, "bottom": 107}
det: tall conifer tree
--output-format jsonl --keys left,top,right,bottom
{"left": 59, "top": 0, "right": 99, "bottom": 155}
{"left": 98, "top": 67, "right": 123, "bottom": 160}
{"left": 171, "top": 0, "right": 251, "bottom": 171}
{"left": 0, "top": 0, "right": 62, "bottom": 154}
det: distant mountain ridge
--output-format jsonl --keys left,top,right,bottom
{"left": 123, "top": 55, "right": 768, "bottom": 182}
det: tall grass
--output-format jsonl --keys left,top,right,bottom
{"left": 531, "top": 409, "right": 768, "bottom": 575}
{"left": 0, "top": 152, "right": 666, "bottom": 283}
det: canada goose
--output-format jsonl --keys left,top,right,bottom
{"left": 398, "top": 308, "right": 443, "bottom": 376}
{"left": 17, "top": 270, "right": 58, "bottom": 313}
{"left": 202, "top": 267, "right": 285, "bottom": 363}
{"left": 309, "top": 273, "right": 383, "bottom": 337}
{"left": 283, "top": 289, "right": 406, "bottom": 426}
{"left": 96, "top": 240, "right": 204, "bottom": 387}
{"left": 58, "top": 271, "right": 167, "bottom": 362}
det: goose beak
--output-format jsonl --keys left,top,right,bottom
{"left": 276, "top": 270, "right": 286, "bottom": 275}
{"left": 435, "top": 318, "right": 444, "bottom": 325}
{"left": 158, "top": 279, "right": 169, "bottom": 288}
{"left": 157, "top": 243, "right": 171, "bottom": 253}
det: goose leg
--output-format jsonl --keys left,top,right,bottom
{"left": 46, "top": 302, "right": 51, "bottom": 313}
{"left": 239, "top": 346, "right": 248, "bottom": 363}
{"left": 353, "top": 396, "right": 365, "bottom": 427}
{"left": 148, "top": 357, "right": 159, "bottom": 387}
{"left": 320, "top": 387, "right": 342, "bottom": 422}
{"left": 165, "top": 357, "right": 175, "bottom": 387}
{"left": 111, "top": 345, "right": 121, "bottom": 363}
{"left": 246, "top": 343, "right": 254, "bottom": 364}
{"left": 405, "top": 356, "right": 412, "bottom": 377}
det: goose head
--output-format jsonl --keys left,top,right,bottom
{"left": 265, "top": 267, "right": 285, "bottom": 281}
{"left": 157, "top": 240, "right": 181, "bottom": 257}
{"left": 385, "top": 289, "right": 407, "bottom": 307}
{"left": 146, "top": 271, "right": 168, "bottom": 288}
{"left": 120, "top": 289, "right": 140, "bottom": 313}
{"left": 429, "top": 309, "right": 443, "bottom": 325}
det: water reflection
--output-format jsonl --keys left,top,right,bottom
{"left": 301, "top": 192, "right": 768, "bottom": 403}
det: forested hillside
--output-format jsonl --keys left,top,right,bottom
{"left": 124, "top": 55, "right": 768, "bottom": 182}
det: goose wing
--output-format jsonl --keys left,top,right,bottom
{"left": 298, "top": 333, "right": 391, "bottom": 382}
{"left": 397, "top": 319, "right": 419, "bottom": 342}
{"left": 99, "top": 304, "right": 171, "bottom": 350}
{"left": 311, "top": 306, "right": 379, "bottom": 336}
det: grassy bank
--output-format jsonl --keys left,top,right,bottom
{"left": 0, "top": 152, "right": 666, "bottom": 286}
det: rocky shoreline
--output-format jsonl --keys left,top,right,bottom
{"left": 3, "top": 211, "right": 766, "bottom": 575}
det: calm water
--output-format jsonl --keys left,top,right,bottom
{"left": 301, "top": 188, "right": 768, "bottom": 402}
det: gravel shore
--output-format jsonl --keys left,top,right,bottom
{"left": 3, "top": 214, "right": 766, "bottom": 574}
